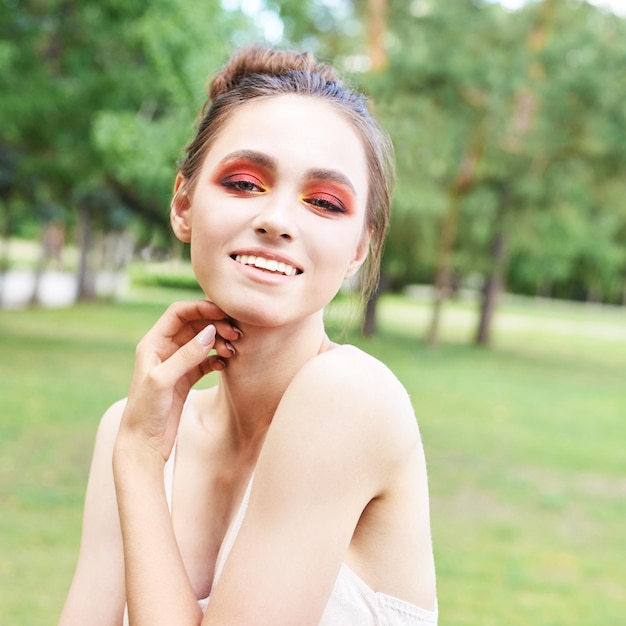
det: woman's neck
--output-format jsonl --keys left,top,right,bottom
{"left": 211, "top": 312, "right": 332, "bottom": 445}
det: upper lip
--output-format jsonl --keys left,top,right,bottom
{"left": 230, "top": 248, "right": 304, "bottom": 274}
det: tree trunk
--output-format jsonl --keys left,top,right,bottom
{"left": 426, "top": 264, "right": 451, "bottom": 348}
{"left": 538, "top": 278, "right": 553, "bottom": 299}
{"left": 586, "top": 285, "right": 601, "bottom": 304}
{"left": 426, "top": 191, "right": 463, "bottom": 347}
{"left": 0, "top": 202, "right": 10, "bottom": 307}
{"left": 474, "top": 4, "right": 555, "bottom": 343}
{"left": 368, "top": 0, "right": 387, "bottom": 71}
{"left": 29, "top": 230, "right": 46, "bottom": 306}
{"left": 426, "top": 117, "right": 486, "bottom": 347}
{"left": 362, "top": 288, "right": 379, "bottom": 337}
{"left": 475, "top": 186, "right": 511, "bottom": 346}
{"left": 359, "top": 0, "right": 388, "bottom": 337}
{"left": 475, "top": 230, "right": 506, "bottom": 346}
{"left": 76, "top": 205, "right": 95, "bottom": 300}
{"left": 361, "top": 273, "right": 388, "bottom": 336}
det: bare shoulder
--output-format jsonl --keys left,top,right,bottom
{"left": 297, "top": 344, "right": 417, "bottom": 428}
{"left": 278, "top": 344, "right": 421, "bottom": 476}
{"left": 214, "top": 344, "right": 427, "bottom": 624}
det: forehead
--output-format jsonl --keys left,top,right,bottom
{"left": 204, "top": 94, "right": 369, "bottom": 197}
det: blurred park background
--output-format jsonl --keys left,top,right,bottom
{"left": 1, "top": 0, "right": 625, "bottom": 623}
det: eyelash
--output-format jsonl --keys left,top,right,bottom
{"left": 221, "top": 178, "right": 265, "bottom": 193}
{"left": 305, "top": 196, "right": 346, "bottom": 214}
{"left": 220, "top": 175, "right": 347, "bottom": 215}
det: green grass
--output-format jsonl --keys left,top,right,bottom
{"left": 1, "top": 290, "right": 625, "bottom": 624}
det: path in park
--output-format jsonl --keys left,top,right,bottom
{"left": 0, "top": 269, "right": 124, "bottom": 309}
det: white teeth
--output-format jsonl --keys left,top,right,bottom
{"left": 234, "top": 255, "right": 297, "bottom": 276}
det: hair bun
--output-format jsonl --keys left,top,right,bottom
{"left": 208, "top": 45, "right": 341, "bottom": 103}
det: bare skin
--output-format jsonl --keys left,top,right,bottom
{"left": 59, "top": 95, "right": 436, "bottom": 626}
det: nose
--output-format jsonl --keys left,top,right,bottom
{"left": 252, "top": 193, "right": 296, "bottom": 241}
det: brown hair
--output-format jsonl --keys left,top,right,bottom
{"left": 178, "top": 45, "right": 394, "bottom": 300}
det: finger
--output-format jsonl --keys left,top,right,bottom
{"left": 186, "top": 354, "right": 226, "bottom": 386}
{"left": 157, "top": 323, "right": 239, "bottom": 366}
{"left": 196, "top": 324, "right": 217, "bottom": 348}
{"left": 141, "top": 302, "right": 240, "bottom": 364}
{"left": 152, "top": 324, "right": 218, "bottom": 389}
{"left": 176, "top": 318, "right": 241, "bottom": 345}
{"left": 207, "top": 355, "right": 227, "bottom": 371}
{"left": 152, "top": 301, "right": 229, "bottom": 341}
{"left": 213, "top": 319, "right": 242, "bottom": 342}
{"left": 192, "top": 354, "right": 227, "bottom": 380}
{"left": 213, "top": 336, "right": 236, "bottom": 359}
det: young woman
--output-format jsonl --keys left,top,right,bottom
{"left": 60, "top": 45, "right": 437, "bottom": 626}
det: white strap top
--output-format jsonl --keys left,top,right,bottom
{"left": 124, "top": 410, "right": 438, "bottom": 625}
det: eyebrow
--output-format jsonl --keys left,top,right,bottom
{"left": 221, "top": 150, "right": 277, "bottom": 171}
{"left": 220, "top": 150, "right": 357, "bottom": 196}
{"left": 304, "top": 168, "right": 356, "bottom": 196}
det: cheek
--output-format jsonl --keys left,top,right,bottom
{"left": 191, "top": 200, "right": 238, "bottom": 238}
{"left": 188, "top": 212, "right": 226, "bottom": 273}
{"left": 312, "top": 225, "right": 363, "bottom": 270}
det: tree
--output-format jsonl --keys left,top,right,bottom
{"left": 365, "top": 0, "right": 523, "bottom": 344}
{"left": 364, "top": 0, "right": 626, "bottom": 346}
{"left": 1, "top": 0, "right": 263, "bottom": 301}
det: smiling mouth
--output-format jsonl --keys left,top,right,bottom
{"left": 233, "top": 254, "right": 301, "bottom": 276}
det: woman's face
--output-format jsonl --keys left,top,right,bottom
{"left": 172, "top": 94, "right": 370, "bottom": 328}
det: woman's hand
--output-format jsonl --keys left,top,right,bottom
{"left": 116, "top": 300, "right": 241, "bottom": 462}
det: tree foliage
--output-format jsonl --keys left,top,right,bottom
{"left": 2, "top": 0, "right": 625, "bottom": 317}
{"left": 2, "top": 1, "right": 261, "bottom": 229}
{"left": 359, "top": 0, "right": 626, "bottom": 344}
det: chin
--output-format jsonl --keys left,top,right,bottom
{"left": 214, "top": 294, "right": 329, "bottom": 331}
{"left": 228, "top": 307, "right": 291, "bottom": 328}
{"left": 201, "top": 277, "right": 336, "bottom": 329}
{"left": 202, "top": 292, "right": 292, "bottom": 328}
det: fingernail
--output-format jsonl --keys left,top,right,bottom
{"left": 232, "top": 326, "right": 243, "bottom": 338}
{"left": 225, "top": 342, "right": 236, "bottom": 355}
{"left": 214, "top": 357, "right": 227, "bottom": 370}
{"left": 197, "top": 325, "right": 216, "bottom": 347}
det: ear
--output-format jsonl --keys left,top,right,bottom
{"left": 344, "top": 228, "right": 372, "bottom": 280}
{"left": 170, "top": 173, "right": 192, "bottom": 243}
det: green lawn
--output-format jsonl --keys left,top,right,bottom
{"left": 1, "top": 289, "right": 624, "bottom": 624}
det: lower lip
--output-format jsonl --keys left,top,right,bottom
{"left": 232, "top": 258, "right": 298, "bottom": 284}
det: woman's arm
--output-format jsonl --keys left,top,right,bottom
{"left": 114, "top": 438, "right": 203, "bottom": 625}
{"left": 112, "top": 301, "right": 240, "bottom": 625}
{"left": 115, "top": 322, "right": 420, "bottom": 625}
{"left": 59, "top": 400, "right": 127, "bottom": 626}
{"left": 203, "top": 347, "right": 420, "bottom": 625}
